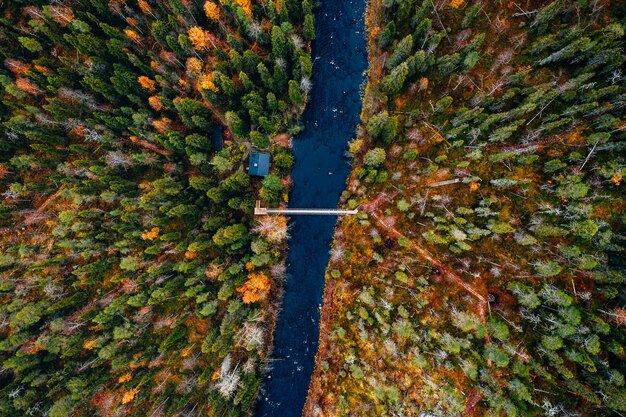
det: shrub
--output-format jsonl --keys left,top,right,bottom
{"left": 363, "top": 148, "right": 387, "bottom": 167}
{"left": 534, "top": 261, "right": 562, "bottom": 277}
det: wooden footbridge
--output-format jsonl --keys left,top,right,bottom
{"left": 254, "top": 200, "right": 358, "bottom": 216}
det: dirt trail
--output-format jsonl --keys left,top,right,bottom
{"left": 23, "top": 187, "right": 65, "bottom": 226}
{"left": 368, "top": 210, "right": 486, "bottom": 304}
{"left": 367, "top": 208, "right": 491, "bottom": 345}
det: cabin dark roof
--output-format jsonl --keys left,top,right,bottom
{"left": 249, "top": 152, "right": 270, "bottom": 177}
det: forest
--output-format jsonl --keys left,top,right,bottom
{"left": 2, "top": 0, "right": 626, "bottom": 416}
{"left": 306, "top": 0, "right": 626, "bottom": 416}
{"left": 0, "top": 0, "right": 312, "bottom": 416}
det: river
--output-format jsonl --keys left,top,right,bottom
{"left": 253, "top": 0, "right": 368, "bottom": 415}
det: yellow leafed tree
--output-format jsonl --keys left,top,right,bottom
{"left": 204, "top": 1, "right": 220, "bottom": 20}
{"left": 123, "top": 28, "right": 142, "bottom": 43}
{"left": 138, "top": 0, "right": 152, "bottom": 14}
{"left": 15, "top": 78, "right": 42, "bottom": 96}
{"left": 186, "top": 57, "right": 203, "bottom": 75}
{"left": 122, "top": 387, "right": 139, "bottom": 404}
{"left": 185, "top": 250, "right": 199, "bottom": 259}
{"left": 138, "top": 76, "right": 156, "bottom": 92}
{"left": 152, "top": 117, "right": 171, "bottom": 133}
{"left": 141, "top": 227, "right": 160, "bottom": 240}
{"left": 235, "top": 0, "right": 252, "bottom": 17}
{"left": 118, "top": 373, "right": 132, "bottom": 383}
{"left": 188, "top": 26, "right": 210, "bottom": 50}
{"left": 148, "top": 96, "right": 163, "bottom": 111}
{"left": 199, "top": 73, "right": 219, "bottom": 92}
{"left": 237, "top": 272, "right": 271, "bottom": 304}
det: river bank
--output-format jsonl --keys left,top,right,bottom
{"left": 302, "top": 0, "right": 380, "bottom": 414}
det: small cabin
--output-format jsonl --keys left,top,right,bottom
{"left": 249, "top": 152, "right": 270, "bottom": 177}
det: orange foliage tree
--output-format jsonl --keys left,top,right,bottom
{"left": 235, "top": 0, "right": 252, "bottom": 17}
{"left": 186, "top": 57, "right": 203, "bottom": 75}
{"left": 4, "top": 59, "right": 31, "bottom": 75}
{"left": 0, "top": 164, "right": 9, "bottom": 180}
{"left": 199, "top": 73, "right": 219, "bottom": 92}
{"left": 121, "top": 386, "right": 139, "bottom": 404}
{"left": 152, "top": 117, "right": 171, "bottom": 133}
{"left": 126, "top": 17, "right": 139, "bottom": 27}
{"left": 118, "top": 373, "right": 132, "bottom": 383}
{"left": 123, "top": 28, "right": 142, "bottom": 44}
{"left": 15, "top": 78, "right": 42, "bottom": 96}
{"left": 140, "top": 227, "right": 159, "bottom": 240}
{"left": 137, "top": 0, "right": 152, "bottom": 15}
{"left": 138, "top": 75, "right": 156, "bottom": 92}
{"left": 83, "top": 339, "right": 97, "bottom": 350}
{"left": 48, "top": 6, "right": 74, "bottom": 25}
{"left": 204, "top": 1, "right": 220, "bottom": 20}
{"left": 188, "top": 26, "right": 210, "bottom": 50}
{"left": 237, "top": 272, "right": 271, "bottom": 303}
{"left": 148, "top": 96, "right": 163, "bottom": 111}
{"left": 184, "top": 250, "right": 199, "bottom": 259}
{"left": 450, "top": 0, "right": 465, "bottom": 8}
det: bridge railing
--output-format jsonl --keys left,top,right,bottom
{"left": 254, "top": 201, "right": 358, "bottom": 216}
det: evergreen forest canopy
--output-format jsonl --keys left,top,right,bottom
{"left": 1, "top": 0, "right": 626, "bottom": 416}
{"left": 306, "top": 0, "right": 626, "bottom": 416}
{"left": 0, "top": 0, "right": 313, "bottom": 415}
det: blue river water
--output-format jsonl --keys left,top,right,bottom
{"left": 253, "top": 0, "right": 368, "bottom": 415}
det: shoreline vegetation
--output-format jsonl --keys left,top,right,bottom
{"left": 307, "top": 0, "right": 626, "bottom": 415}
{"left": 303, "top": 0, "right": 380, "bottom": 413}
{"left": 0, "top": 1, "right": 313, "bottom": 416}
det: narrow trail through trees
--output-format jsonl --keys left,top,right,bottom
{"left": 366, "top": 209, "right": 488, "bottom": 317}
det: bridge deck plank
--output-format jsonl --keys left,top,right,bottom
{"left": 255, "top": 200, "right": 357, "bottom": 215}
